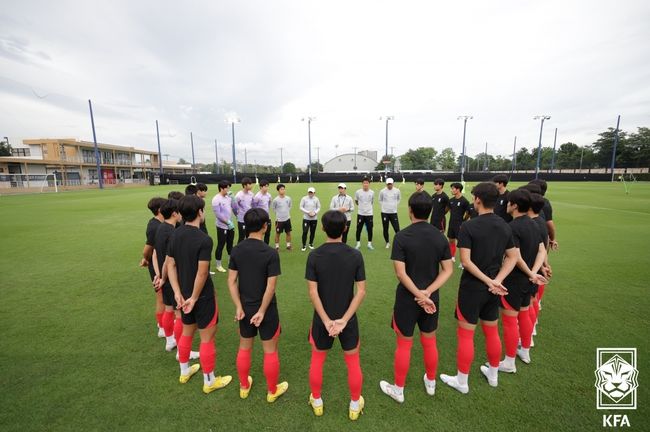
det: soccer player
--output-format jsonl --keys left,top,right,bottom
{"left": 306, "top": 210, "right": 366, "bottom": 420}
{"left": 498, "top": 189, "right": 547, "bottom": 372}
{"left": 440, "top": 182, "right": 518, "bottom": 393}
{"left": 185, "top": 184, "right": 209, "bottom": 234}
{"left": 379, "top": 178, "right": 401, "bottom": 248}
{"left": 252, "top": 179, "right": 273, "bottom": 245}
{"left": 529, "top": 179, "right": 558, "bottom": 251}
{"left": 414, "top": 178, "right": 425, "bottom": 193}
{"left": 379, "top": 192, "right": 454, "bottom": 403}
{"left": 493, "top": 174, "right": 512, "bottom": 223}
{"left": 527, "top": 190, "right": 552, "bottom": 343}
{"left": 196, "top": 183, "right": 208, "bottom": 199}
{"left": 167, "top": 195, "right": 232, "bottom": 393}
{"left": 300, "top": 186, "right": 321, "bottom": 251}
{"left": 430, "top": 178, "right": 449, "bottom": 233}
{"left": 212, "top": 180, "right": 236, "bottom": 273}
{"left": 272, "top": 183, "right": 292, "bottom": 251}
{"left": 447, "top": 182, "right": 470, "bottom": 262}
{"left": 228, "top": 208, "right": 288, "bottom": 402}
{"left": 354, "top": 177, "right": 374, "bottom": 250}
{"left": 168, "top": 191, "right": 184, "bottom": 200}
{"left": 140, "top": 197, "right": 167, "bottom": 337}
{"left": 233, "top": 177, "right": 254, "bottom": 244}
{"left": 330, "top": 183, "right": 354, "bottom": 244}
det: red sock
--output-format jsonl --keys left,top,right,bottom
{"left": 482, "top": 324, "right": 502, "bottom": 368}
{"left": 394, "top": 336, "right": 413, "bottom": 387}
{"left": 173, "top": 318, "right": 183, "bottom": 345}
{"left": 457, "top": 327, "right": 475, "bottom": 374}
{"left": 449, "top": 241, "right": 457, "bottom": 257}
{"left": 518, "top": 310, "right": 533, "bottom": 349}
{"left": 501, "top": 314, "right": 519, "bottom": 358}
{"left": 420, "top": 334, "right": 438, "bottom": 380}
{"left": 344, "top": 351, "right": 363, "bottom": 401}
{"left": 162, "top": 311, "right": 174, "bottom": 337}
{"left": 155, "top": 312, "right": 163, "bottom": 328}
{"left": 538, "top": 284, "right": 545, "bottom": 301}
{"left": 529, "top": 302, "right": 538, "bottom": 326}
{"left": 236, "top": 348, "right": 252, "bottom": 388}
{"left": 263, "top": 352, "right": 280, "bottom": 394}
{"left": 178, "top": 335, "right": 192, "bottom": 363}
{"left": 309, "top": 350, "right": 327, "bottom": 399}
{"left": 533, "top": 297, "right": 540, "bottom": 320}
{"left": 199, "top": 342, "right": 215, "bottom": 374}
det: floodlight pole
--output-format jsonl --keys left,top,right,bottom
{"left": 610, "top": 115, "right": 621, "bottom": 182}
{"left": 579, "top": 146, "right": 584, "bottom": 170}
{"left": 88, "top": 99, "right": 104, "bottom": 189}
{"left": 190, "top": 132, "right": 196, "bottom": 173}
{"left": 228, "top": 117, "right": 240, "bottom": 183}
{"left": 457, "top": 115, "right": 472, "bottom": 182}
{"left": 484, "top": 142, "right": 488, "bottom": 171}
{"left": 534, "top": 115, "right": 551, "bottom": 179}
{"left": 353, "top": 146, "right": 358, "bottom": 170}
{"left": 302, "top": 117, "right": 316, "bottom": 183}
{"left": 214, "top": 139, "right": 219, "bottom": 174}
{"left": 279, "top": 147, "right": 283, "bottom": 173}
{"left": 380, "top": 116, "right": 394, "bottom": 177}
{"left": 511, "top": 136, "right": 517, "bottom": 174}
{"left": 550, "top": 128, "right": 558, "bottom": 173}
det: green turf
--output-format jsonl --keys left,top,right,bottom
{"left": 1, "top": 181, "right": 649, "bottom": 431}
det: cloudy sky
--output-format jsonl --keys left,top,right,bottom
{"left": 1, "top": 0, "right": 649, "bottom": 167}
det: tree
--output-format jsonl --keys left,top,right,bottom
{"left": 308, "top": 162, "right": 323, "bottom": 173}
{"left": 399, "top": 147, "right": 437, "bottom": 170}
{"left": 556, "top": 142, "right": 581, "bottom": 169}
{"left": 375, "top": 154, "right": 396, "bottom": 171}
{"left": 178, "top": 158, "right": 188, "bottom": 164}
{"left": 0, "top": 138, "right": 11, "bottom": 156}
{"left": 282, "top": 162, "right": 297, "bottom": 174}
{"left": 435, "top": 147, "right": 456, "bottom": 170}
{"left": 625, "top": 127, "right": 650, "bottom": 168}
{"left": 514, "top": 147, "right": 534, "bottom": 170}
{"left": 591, "top": 128, "right": 628, "bottom": 168}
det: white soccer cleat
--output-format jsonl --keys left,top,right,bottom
{"left": 157, "top": 327, "right": 165, "bottom": 338}
{"left": 165, "top": 339, "right": 177, "bottom": 352}
{"left": 517, "top": 348, "right": 531, "bottom": 364}
{"left": 367, "top": 243, "right": 374, "bottom": 250}
{"left": 355, "top": 242, "right": 361, "bottom": 249}
{"left": 385, "top": 243, "right": 390, "bottom": 249}
{"left": 308, "top": 245, "right": 314, "bottom": 250}
{"left": 379, "top": 380, "right": 404, "bottom": 403}
{"left": 479, "top": 365, "right": 498, "bottom": 387}
{"left": 497, "top": 360, "right": 516, "bottom": 374}
{"left": 301, "top": 247, "right": 306, "bottom": 252}
{"left": 440, "top": 374, "right": 469, "bottom": 394}
{"left": 423, "top": 374, "right": 436, "bottom": 396}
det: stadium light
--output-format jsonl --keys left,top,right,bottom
{"left": 227, "top": 116, "right": 241, "bottom": 183}
{"left": 610, "top": 115, "right": 621, "bottom": 182}
{"left": 302, "top": 117, "right": 316, "bottom": 183}
{"left": 457, "top": 116, "right": 473, "bottom": 183}
{"left": 533, "top": 115, "right": 551, "bottom": 179}
{"left": 379, "top": 116, "right": 395, "bottom": 177}
{"left": 278, "top": 147, "right": 283, "bottom": 173}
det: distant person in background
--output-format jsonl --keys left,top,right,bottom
{"left": 492, "top": 174, "right": 512, "bottom": 223}
{"left": 233, "top": 177, "right": 254, "bottom": 244}
{"left": 212, "top": 180, "right": 235, "bottom": 273}
{"left": 272, "top": 184, "right": 293, "bottom": 251}
{"left": 300, "top": 187, "right": 321, "bottom": 251}
{"left": 354, "top": 177, "right": 374, "bottom": 250}
{"left": 140, "top": 196, "right": 167, "bottom": 338}
{"left": 330, "top": 183, "right": 354, "bottom": 244}
{"left": 379, "top": 178, "right": 401, "bottom": 249}
{"left": 252, "top": 179, "right": 273, "bottom": 244}
{"left": 414, "top": 178, "right": 425, "bottom": 193}
{"left": 430, "top": 178, "right": 449, "bottom": 233}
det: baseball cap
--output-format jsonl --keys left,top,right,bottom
{"left": 307, "top": 187, "right": 315, "bottom": 193}
{"left": 338, "top": 183, "right": 347, "bottom": 189}
{"left": 386, "top": 178, "right": 394, "bottom": 184}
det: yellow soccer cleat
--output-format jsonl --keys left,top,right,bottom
{"left": 308, "top": 393, "right": 323, "bottom": 416}
{"left": 203, "top": 375, "right": 233, "bottom": 394}
{"left": 349, "top": 395, "right": 365, "bottom": 421}
{"left": 179, "top": 364, "right": 200, "bottom": 384}
{"left": 240, "top": 376, "right": 253, "bottom": 399}
{"left": 266, "top": 381, "right": 288, "bottom": 403}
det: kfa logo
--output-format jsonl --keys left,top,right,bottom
{"left": 595, "top": 348, "right": 638, "bottom": 428}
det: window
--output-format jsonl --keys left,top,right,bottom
{"left": 11, "top": 148, "right": 31, "bottom": 156}
{"left": 82, "top": 149, "right": 96, "bottom": 163}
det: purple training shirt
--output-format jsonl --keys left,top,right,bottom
{"left": 232, "top": 190, "right": 254, "bottom": 223}
{"left": 211, "top": 193, "right": 233, "bottom": 229}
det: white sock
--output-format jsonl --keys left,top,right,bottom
{"left": 180, "top": 362, "right": 189, "bottom": 375}
{"left": 488, "top": 366, "right": 499, "bottom": 380}
{"left": 312, "top": 397, "right": 323, "bottom": 407}
{"left": 204, "top": 372, "right": 215, "bottom": 386}
{"left": 394, "top": 384, "right": 404, "bottom": 395}
{"left": 457, "top": 371, "right": 469, "bottom": 386}
{"left": 504, "top": 355, "right": 516, "bottom": 367}
{"left": 350, "top": 399, "right": 360, "bottom": 410}
{"left": 368, "top": 242, "right": 372, "bottom": 246}
{"left": 166, "top": 335, "right": 175, "bottom": 344}
{"left": 216, "top": 260, "right": 222, "bottom": 267}
{"left": 275, "top": 243, "right": 279, "bottom": 248}
{"left": 519, "top": 347, "right": 530, "bottom": 356}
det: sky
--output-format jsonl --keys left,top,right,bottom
{"left": 1, "top": 0, "right": 649, "bottom": 167}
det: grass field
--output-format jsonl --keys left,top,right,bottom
{"left": 1, "top": 180, "right": 649, "bottom": 431}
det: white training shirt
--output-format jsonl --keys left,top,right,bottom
{"left": 299, "top": 195, "right": 321, "bottom": 221}
{"left": 271, "top": 195, "right": 292, "bottom": 222}
{"left": 379, "top": 187, "right": 401, "bottom": 214}
{"left": 354, "top": 189, "right": 374, "bottom": 216}
{"left": 329, "top": 194, "right": 354, "bottom": 221}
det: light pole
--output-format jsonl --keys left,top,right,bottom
{"left": 610, "top": 115, "right": 621, "bottom": 181}
{"left": 550, "top": 128, "right": 558, "bottom": 173}
{"left": 214, "top": 139, "right": 219, "bottom": 174}
{"left": 302, "top": 117, "right": 316, "bottom": 183}
{"left": 511, "top": 136, "right": 517, "bottom": 174}
{"left": 533, "top": 115, "right": 551, "bottom": 179}
{"left": 279, "top": 147, "right": 283, "bottom": 173}
{"left": 190, "top": 132, "right": 196, "bottom": 173}
{"left": 380, "top": 116, "right": 394, "bottom": 177}
{"left": 579, "top": 146, "right": 585, "bottom": 171}
{"left": 227, "top": 116, "right": 241, "bottom": 183}
{"left": 457, "top": 116, "right": 473, "bottom": 182}
{"left": 353, "top": 146, "right": 358, "bottom": 170}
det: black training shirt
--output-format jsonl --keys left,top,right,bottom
{"left": 448, "top": 196, "right": 470, "bottom": 224}
{"left": 540, "top": 198, "right": 553, "bottom": 222}
{"left": 495, "top": 191, "right": 513, "bottom": 222}
{"left": 154, "top": 222, "right": 175, "bottom": 289}
{"left": 430, "top": 192, "right": 449, "bottom": 226}
{"left": 532, "top": 216, "right": 549, "bottom": 248}
{"left": 145, "top": 217, "right": 161, "bottom": 277}
{"left": 458, "top": 213, "right": 515, "bottom": 290}
{"left": 168, "top": 224, "right": 215, "bottom": 300}
{"left": 229, "top": 238, "right": 281, "bottom": 307}
{"left": 504, "top": 215, "right": 544, "bottom": 289}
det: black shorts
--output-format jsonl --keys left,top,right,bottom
{"left": 530, "top": 283, "right": 539, "bottom": 297}
{"left": 181, "top": 295, "right": 219, "bottom": 329}
{"left": 431, "top": 217, "right": 446, "bottom": 232}
{"left": 276, "top": 219, "right": 292, "bottom": 233}
{"left": 447, "top": 220, "right": 462, "bottom": 239}
{"left": 309, "top": 317, "right": 359, "bottom": 351}
{"left": 454, "top": 286, "right": 499, "bottom": 325}
{"left": 392, "top": 295, "right": 439, "bottom": 337}
{"left": 239, "top": 303, "right": 281, "bottom": 340}
{"left": 162, "top": 282, "right": 177, "bottom": 308}
{"left": 501, "top": 283, "right": 531, "bottom": 311}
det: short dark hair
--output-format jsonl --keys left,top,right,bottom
{"left": 147, "top": 197, "right": 167, "bottom": 215}
{"left": 185, "top": 184, "right": 198, "bottom": 196}
{"left": 276, "top": 183, "right": 286, "bottom": 191}
{"left": 178, "top": 195, "right": 205, "bottom": 222}
{"left": 167, "top": 191, "right": 184, "bottom": 200}
{"left": 528, "top": 179, "right": 548, "bottom": 196}
{"left": 415, "top": 178, "right": 424, "bottom": 186}
{"left": 196, "top": 182, "right": 207, "bottom": 192}
{"left": 530, "top": 193, "right": 545, "bottom": 214}
{"left": 218, "top": 180, "right": 231, "bottom": 191}
{"left": 244, "top": 208, "right": 270, "bottom": 234}
{"left": 408, "top": 191, "right": 433, "bottom": 219}
{"left": 160, "top": 199, "right": 179, "bottom": 219}
{"left": 241, "top": 177, "right": 252, "bottom": 187}
{"left": 259, "top": 179, "right": 269, "bottom": 187}
{"left": 507, "top": 189, "right": 531, "bottom": 213}
{"left": 434, "top": 178, "right": 445, "bottom": 186}
{"left": 321, "top": 210, "right": 347, "bottom": 239}
{"left": 493, "top": 174, "right": 508, "bottom": 186}
{"left": 471, "top": 182, "right": 498, "bottom": 209}
{"left": 521, "top": 183, "right": 542, "bottom": 195}
{"left": 450, "top": 182, "right": 463, "bottom": 191}
{"left": 362, "top": 177, "right": 370, "bottom": 183}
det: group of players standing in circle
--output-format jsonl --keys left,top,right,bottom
{"left": 139, "top": 173, "right": 557, "bottom": 420}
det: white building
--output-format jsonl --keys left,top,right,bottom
{"left": 323, "top": 150, "right": 378, "bottom": 172}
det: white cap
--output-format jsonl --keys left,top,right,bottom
{"left": 307, "top": 187, "right": 315, "bottom": 193}
{"left": 338, "top": 183, "right": 347, "bottom": 189}
{"left": 386, "top": 177, "right": 394, "bottom": 184}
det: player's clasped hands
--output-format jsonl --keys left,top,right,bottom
{"left": 250, "top": 311, "right": 265, "bottom": 327}
{"left": 415, "top": 290, "right": 436, "bottom": 314}
{"left": 529, "top": 273, "right": 548, "bottom": 286}
{"left": 234, "top": 307, "right": 245, "bottom": 322}
{"left": 487, "top": 279, "right": 508, "bottom": 296}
